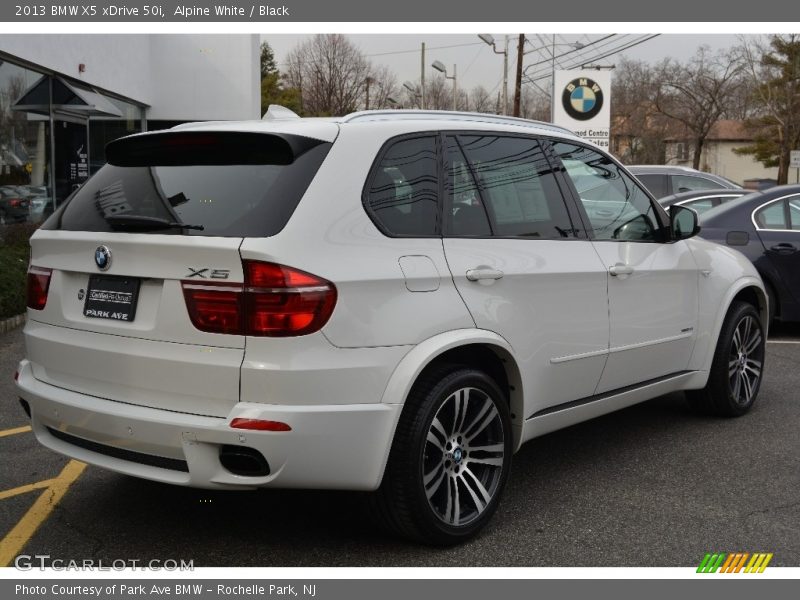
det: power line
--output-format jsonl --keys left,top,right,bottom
{"left": 365, "top": 41, "right": 484, "bottom": 58}
{"left": 523, "top": 35, "right": 660, "bottom": 83}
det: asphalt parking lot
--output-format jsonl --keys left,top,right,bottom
{"left": 1, "top": 323, "right": 798, "bottom": 567}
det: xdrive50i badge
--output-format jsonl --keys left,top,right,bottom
{"left": 562, "top": 77, "right": 604, "bottom": 121}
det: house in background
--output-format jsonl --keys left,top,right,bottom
{"left": 664, "top": 120, "right": 778, "bottom": 186}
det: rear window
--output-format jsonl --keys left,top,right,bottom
{"left": 45, "top": 131, "right": 331, "bottom": 237}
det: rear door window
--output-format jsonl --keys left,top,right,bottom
{"left": 755, "top": 201, "right": 788, "bottom": 230}
{"left": 452, "top": 135, "right": 575, "bottom": 239}
{"left": 672, "top": 174, "right": 725, "bottom": 193}
{"left": 635, "top": 174, "right": 668, "bottom": 198}
{"left": 682, "top": 198, "right": 716, "bottom": 214}
{"left": 47, "top": 131, "right": 331, "bottom": 238}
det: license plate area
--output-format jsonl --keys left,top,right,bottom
{"left": 83, "top": 275, "right": 141, "bottom": 322}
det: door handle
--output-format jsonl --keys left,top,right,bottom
{"left": 466, "top": 268, "right": 504, "bottom": 282}
{"left": 770, "top": 243, "right": 797, "bottom": 255}
{"left": 609, "top": 263, "right": 634, "bottom": 277}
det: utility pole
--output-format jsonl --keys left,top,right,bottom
{"left": 550, "top": 34, "right": 556, "bottom": 122}
{"left": 513, "top": 33, "right": 524, "bottom": 116}
{"left": 502, "top": 36, "right": 509, "bottom": 115}
{"left": 420, "top": 42, "right": 426, "bottom": 110}
{"left": 365, "top": 77, "right": 373, "bottom": 110}
{"left": 452, "top": 64, "right": 457, "bottom": 111}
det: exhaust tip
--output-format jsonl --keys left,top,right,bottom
{"left": 19, "top": 398, "right": 31, "bottom": 419}
{"left": 219, "top": 445, "right": 270, "bottom": 477}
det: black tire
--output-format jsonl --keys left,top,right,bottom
{"left": 687, "top": 301, "right": 765, "bottom": 417}
{"left": 371, "top": 365, "right": 512, "bottom": 545}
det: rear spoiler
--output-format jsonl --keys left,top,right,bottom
{"left": 106, "top": 131, "right": 325, "bottom": 167}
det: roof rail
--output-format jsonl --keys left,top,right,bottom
{"left": 340, "top": 109, "right": 575, "bottom": 135}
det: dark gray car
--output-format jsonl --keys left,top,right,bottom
{"left": 628, "top": 165, "right": 741, "bottom": 199}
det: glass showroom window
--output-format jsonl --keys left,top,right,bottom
{"left": 0, "top": 62, "right": 51, "bottom": 226}
{"left": 89, "top": 94, "right": 145, "bottom": 175}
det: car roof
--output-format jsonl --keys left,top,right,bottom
{"left": 628, "top": 165, "right": 705, "bottom": 174}
{"left": 699, "top": 185, "right": 800, "bottom": 224}
{"left": 164, "top": 109, "right": 584, "bottom": 145}
{"left": 658, "top": 189, "right": 747, "bottom": 206}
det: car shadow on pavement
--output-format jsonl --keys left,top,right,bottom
{"left": 33, "top": 390, "right": 740, "bottom": 567}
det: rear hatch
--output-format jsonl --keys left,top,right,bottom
{"left": 26, "top": 127, "right": 335, "bottom": 416}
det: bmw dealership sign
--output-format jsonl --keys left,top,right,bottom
{"left": 553, "top": 70, "right": 611, "bottom": 149}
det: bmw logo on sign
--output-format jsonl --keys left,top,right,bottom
{"left": 95, "top": 245, "right": 112, "bottom": 271}
{"left": 562, "top": 77, "right": 604, "bottom": 121}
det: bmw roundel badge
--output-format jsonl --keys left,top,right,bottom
{"left": 562, "top": 77, "right": 604, "bottom": 121}
{"left": 95, "top": 245, "right": 112, "bottom": 271}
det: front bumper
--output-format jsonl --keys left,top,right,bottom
{"left": 16, "top": 359, "right": 402, "bottom": 491}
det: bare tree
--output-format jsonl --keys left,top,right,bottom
{"left": 469, "top": 85, "right": 493, "bottom": 113}
{"left": 367, "top": 65, "right": 399, "bottom": 110}
{"left": 519, "top": 86, "right": 549, "bottom": 121}
{"left": 284, "top": 34, "right": 371, "bottom": 116}
{"left": 609, "top": 58, "right": 674, "bottom": 164}
{"left": 653, "top": 47, "right": 745, "bottom": 170}
{"left": 424, "top": 76, "right": 451, "bottom": 110}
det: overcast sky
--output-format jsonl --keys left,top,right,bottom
{"left": 262, "top": 33, "right": 752, "bottom": 93}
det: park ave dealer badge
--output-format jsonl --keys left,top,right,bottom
{"left": 562, "top": 77, "right": 604, "bottom": 121}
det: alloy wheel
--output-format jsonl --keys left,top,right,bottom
{"left": 423, "top": 386, "right": 505, "bottom": 527}
{"left": 728, "top": 315, "right": 764, "bottom": 406}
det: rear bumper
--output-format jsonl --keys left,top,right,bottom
{"left": 16, "top": 359, "right": 402, "bottom": 491}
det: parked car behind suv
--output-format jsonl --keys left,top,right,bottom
{"left": 699, "top": 185, "right": 800, "bottom": 323}
{"left": 657, "top": 189, "right": 749, "bottom": 215}
{"left": 628, "top": 165, "right": 741, "bottom": 199}
{"left": 17, "top": 108, "right": 768, "bottom": 545}
{"left": 0, "top": 187, "right": 30, "bottom": 225}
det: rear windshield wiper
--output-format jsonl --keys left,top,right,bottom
{"left": 105, "top": 214, "right": 205, "bottom": 231}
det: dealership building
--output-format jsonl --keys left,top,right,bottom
{"left": 0, "top": 34, "right": 260, "bottom": 219}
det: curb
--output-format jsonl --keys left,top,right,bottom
{"left": 0, "top": 313, "right": 26, "bottom": 334}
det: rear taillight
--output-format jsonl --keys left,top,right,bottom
{"left": 181, "top": 261, "right": 336, "bottom": 337}
{"left": 26, "top": 266, "right": 52, "bottom": 311}
{"left": 9, "top": 198, "right": 22, "bottom": 207}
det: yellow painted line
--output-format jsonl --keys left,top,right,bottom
{"left": 0, "top": 425, "right": 31, "bottom": 438}
{"left": 0, "top": 460, "right": 86, "bottom": 567}
{"left": 0, "top": 479, "right": 55, "bottom": 501}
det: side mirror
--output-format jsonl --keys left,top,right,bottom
{"left": 670, "top": 204, "right": 701, "bottom": 240}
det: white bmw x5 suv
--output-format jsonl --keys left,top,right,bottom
{"left": 16, "top": 108, "right": 767, "bottom": 545}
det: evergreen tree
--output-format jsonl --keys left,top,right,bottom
{"left": 259, "top": 41, "right": 302, "bottom": 116}
{"left": 735, "top": 35, "right": 800, "bottom": 184}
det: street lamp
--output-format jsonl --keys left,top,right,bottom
{"left": 479, "top": 34, "right": 509, "bottom": 115}
{"left": 431, "top": 60, "right": 457, "bottom": 112}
